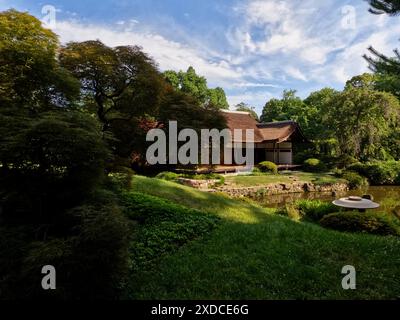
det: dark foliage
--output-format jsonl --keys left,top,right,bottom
{"left": 367, "top": 0, "right": 400, "bottom": 15}
{"left": 320, "top": 211, "right": 400, "bottom": 236}
{"left": 303, "top": 158, "right": 327, "bottom": 172}
{"left": 294, "top": 199, "right": 338, "bottom": 222}
{"left": 120, "top": 192, "right": 219, "bottom": 270}
{"left": 348, "top": 161, "right": 400, "bottom": 185}
{"left": 340, "top": 171, "right": 369, "bottom": 189}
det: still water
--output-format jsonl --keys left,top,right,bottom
{"left": 256, "top": 186, "right": 400, "bottom": 213}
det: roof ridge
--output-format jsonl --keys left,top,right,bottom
{"left": 221, "top": 110, "right": 252, "bottom": 115}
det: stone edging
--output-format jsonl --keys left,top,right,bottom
{"left": 215, "top": 181, "right": 349, "bottom": 198}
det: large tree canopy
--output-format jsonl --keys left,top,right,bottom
{"left": 260, "top": 90, "right": 319, "bottom": 137}
{"left": 163, "top": 66, "right": 229, "bottom": 109}
{"left": 0, "top": 9, "right": 79, "bottom": 109}
{"left": 260, "top": 90, "right": 305, "bottom": 123}
{"left": 0, "top": 10, "right": 129, "bottom": 300}
{"left": 326, "top": 77, "right": 400, "bottom": 160}
{"left": 260, "top": 76, "right": 400, "bottom": 161}
{"left": 60, "top": 41, "right": 164, "bottom": 131}
{"left": 0, "top": 11, "right": 111, "bottom": 220}
{"left": 59, "top": 40, "right": 167, "bottom": 164}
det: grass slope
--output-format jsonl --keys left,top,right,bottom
{"left": 128, "top": 176, "right": 400, "bottom": 299}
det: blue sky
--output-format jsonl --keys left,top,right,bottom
{"left": 2, "top": 0, "right": 400, "bottom": 114}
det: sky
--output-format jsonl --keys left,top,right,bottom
{"left": 1, "top": 0, "right": 400, "bottom": 114}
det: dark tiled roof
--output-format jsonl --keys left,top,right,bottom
{"left": 222, "top": 111, "right": 305, "bottom": 143}
{"left": 222, "top": 111, "right": 264, "bottom": 142}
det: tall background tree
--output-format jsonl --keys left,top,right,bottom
{"left": 163, "top": 66, "right": 229, "bottom": 109}
{"left": 259, "top": 75, "right": 400, "bottom": 162}
{"left": 235, "top": 102, "right": 259, "bottom": 120}
{"left": 327, "top": 74, "right": 400, "bottom": 160}
{"left": 364, "top": 0, "right": 400, "bottom": 99}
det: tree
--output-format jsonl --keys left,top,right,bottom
{"left": 260, "top": 90, "right": 304, "bottom": 123}
{"left": 364, "top": 1, "right": 400, "bottom": 98}
{"left": 60, "top": 40, "right": 166, "bottom": 162}
{"left": 0, "top": 110, "right": 110, "bottom": 221}
{"left": 0, "top": 9, "right": 79, "bottom": 109}
{"left": 163, "top": 66, "right": 229, "bottom": 109}
{"left": 303, "top": 88, "right": 339, "bottom": 140}
{"left": 325, "top": 75, "right": 400, "bottom": 160}
{"left": 60, "top": 41, "right": 163, "bottom": 130}
{"left": 0, "top": 10, "right": 129, "bottom": 300}
{"left": 367, "top": 0, "right": 400, "bottom": 15}
{"left": 235, "top": 102, "right": 259, "bottom": 120}
{"left": 180, "top": 66, "right": 209, "bottom": 104}
{"left": 208, "top": 87, "right": 229, "bottom": 109}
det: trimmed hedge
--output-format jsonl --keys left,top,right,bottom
{"left": 258, "top": 161, "right": 278, "bottom": 174}
{"left": 303, "top": 158, "right": 326, "bottom": 172}
{"left": 320, "top": 211, "right": 400, "bottom": 236}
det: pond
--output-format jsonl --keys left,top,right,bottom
{"left": 255, "top": 186, "right": 400, "bottom": 214}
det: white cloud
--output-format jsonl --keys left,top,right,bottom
{"left": 232, "top": 0, "right": 338, "bottom": 66}
{"left": 232, "top": 82, "right": 280, "bottom": 88}
{"left": 245, "top": 0, "right": 289, "bottom": 25}
{"left": 284, "top": 66, "right": 307, "bottom": 82}
{"left": 53, "top": 20, "right": 243, "bottom": 87}
{"left": 41, "top": 0, "right": 400, "bottom": 109}
{"left": 310, "top": 25, "right": 400, "bottom": 84}
{"left": 227, "top": 91, "right": 272, "bottom": 111}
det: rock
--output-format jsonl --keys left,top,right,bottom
{"left": 216, "top": 181, "right": 350, "bottom": 198}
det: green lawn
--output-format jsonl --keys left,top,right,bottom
{"left": 127, "top": 176, "right": 400, "bottom": 299}
{"left": 225, "top": 171, "right": 346, "bottom": 187}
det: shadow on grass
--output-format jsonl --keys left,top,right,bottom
{"left": 127, "top": 175, "right": 400, "bottom": 300}
{"left": 131, "top": 175, "right": 273, "bottom": 224}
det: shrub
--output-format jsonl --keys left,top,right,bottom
{"left": 251, "top": 167, "right": 262, "bottom": 175}
{"left": 335, "top": 154, "right": 359, "bottom": 169}
{"left": 156, "top": 171, "right": 180, "bottom": 181}
{"left": 258, "top": 161, "right": 278, "bottom": 174}
{"left": 320, "top": 211, "right": 400, "bottom": 236}
{"left": 303, "top": 158, "right": 326, "bottom": 172}
{"left": 0, "top": 111, "right": 110, "bottom": 222}
{"left": 348, "top": 161, "right": 400, "bottom": 185}
{"left": 107, "top": 171, "right": 134, "bottom": 190}
{"left": 14, "top": 204, "right": 131, "bottom": 300}
{"left": 276, "top": 205, "right": 302, "bottom": 221}
{"left": 294, "top": 199, "right": 338, "bottom": 222}
{"left": 341, "top": 171, "right": 369, "bottom": 189}
{"left": 120, "top": 192, "right": 219, "bottom": 270}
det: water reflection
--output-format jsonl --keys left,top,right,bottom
{"left": 256, "top": 186, "right": 400, "bottom": 213}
